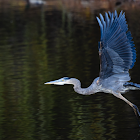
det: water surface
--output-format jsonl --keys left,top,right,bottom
{"left": 0, "top": 1, "right": 140, "bottom": 140}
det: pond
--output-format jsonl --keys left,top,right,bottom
{"left": 0, "top": 0, "right": 140, "bottom": 140}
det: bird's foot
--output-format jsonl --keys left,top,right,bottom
{"left": 133, "top": 104, "right": 140, "bottom": 116}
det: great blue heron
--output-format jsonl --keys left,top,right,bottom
{"left": 45, "top": 11, "right": 140, "bottom": 126}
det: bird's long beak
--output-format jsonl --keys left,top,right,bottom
{"left": 44, "top": 82, "right": 52, "bottom": 84}
{"left": 44, "top": 79, "right": 65, "bottom": 85}
{"left": 44, "top": 80, "right": 58, "bottom": 85}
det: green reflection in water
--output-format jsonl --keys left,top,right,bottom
{"left": 0, "top": 59, "right": 4, "bottom": 139}
{"left": 0, "top": 5, "right": 55, "bottom": 140}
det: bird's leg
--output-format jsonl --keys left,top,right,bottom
{"left": 113, "top": 93, "right": 140, "bottom": 127}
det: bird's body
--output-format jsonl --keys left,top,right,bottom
{"left": 59, "top": 77, "right": 138, "bottom": 95}
{"left": 45, "top": 11, "right": 140, "bottom": 126}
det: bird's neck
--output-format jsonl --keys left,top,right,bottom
{"left": 73, "top": 79, "right": 95, "bottom": 95}
{"left": 73, "top": 81, "right": 82, "bottom": 94}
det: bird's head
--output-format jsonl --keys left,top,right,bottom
{"left": 44, "top": 77, "right": 72, "bottom": 85}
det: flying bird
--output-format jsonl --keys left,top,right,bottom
{"left": 45, "top": 11, "right": 140, "bottom": 126}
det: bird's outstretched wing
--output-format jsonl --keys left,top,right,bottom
{"left": 96, "top": 11, "right": 136, "bottom": 80}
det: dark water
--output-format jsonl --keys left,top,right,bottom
{"left": 0, "top": 1, "right": 140, "bottom": 140}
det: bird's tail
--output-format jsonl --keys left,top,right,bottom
{"left": 124, "top": 82, "right": 140, "bottom": 90}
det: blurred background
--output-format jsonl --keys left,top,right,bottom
{"left": 0, "top": 0, "right": 140, "bottom": 140}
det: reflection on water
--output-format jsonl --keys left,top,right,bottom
{"left": 0, "top": 1, "right": 140, "bottom": 140}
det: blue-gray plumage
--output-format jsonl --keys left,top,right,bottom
{"left": 45, "top": 11, "right": 140, "bottom": 127}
